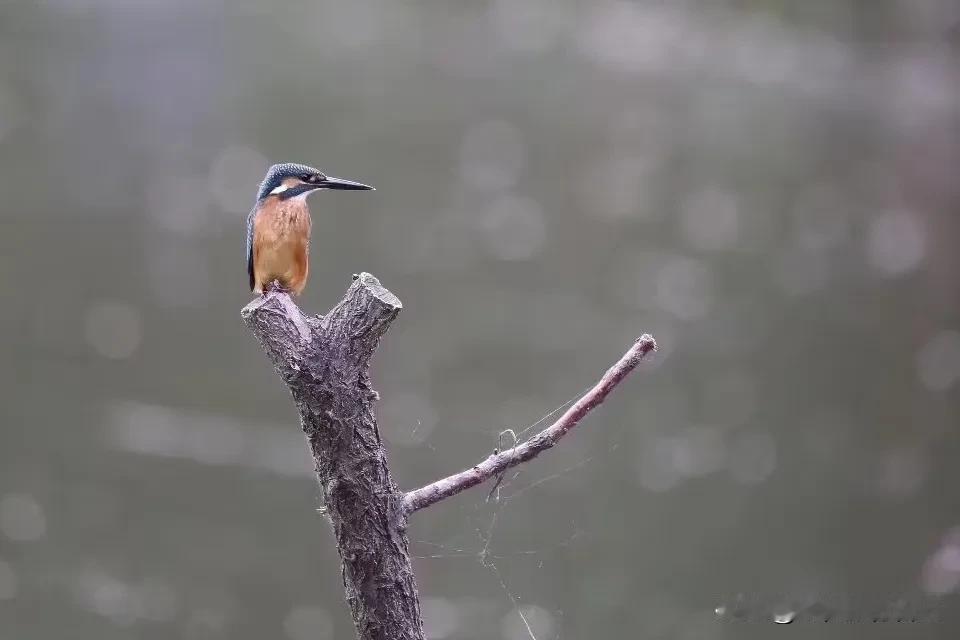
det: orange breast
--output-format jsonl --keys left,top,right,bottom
{"left": 252, "top": 199, "right": 312, "bottom": 295}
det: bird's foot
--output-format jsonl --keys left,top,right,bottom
{"left": 266, "top": 280, "right": 290, "bottom": 295}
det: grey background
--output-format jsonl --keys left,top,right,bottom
{"left": 1, "top": 0, "right": 959, "bottom": 638}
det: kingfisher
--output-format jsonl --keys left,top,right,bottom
{"left": 246, "top": 163, "right": 373, "bottom": 296}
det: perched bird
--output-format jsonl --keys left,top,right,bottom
{"left": 247, "top": 163, "right": 373, "bottom": 296}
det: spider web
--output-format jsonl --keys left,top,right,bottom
{"left": 410, "top": 385, "right": 622, "bottom": 640}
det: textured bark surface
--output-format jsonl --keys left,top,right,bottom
{"left": 243, "top": 272, "right": 655, "bottom": 640}
{"left": 242, "top": 274, "right": 423, "bottom": 640}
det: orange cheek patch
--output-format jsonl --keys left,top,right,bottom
{"left": 269, "top": 176, "right": 303, "bottom": 196}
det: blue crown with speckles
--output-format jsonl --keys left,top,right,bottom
{"left": 256, "top": 163, "right": 324, "bottom": 201}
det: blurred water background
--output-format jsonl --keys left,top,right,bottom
{"left": 1, "top": 0, "right": 959, "bottom": 638}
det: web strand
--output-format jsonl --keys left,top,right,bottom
{"left": 411, "top": 383, "right": 622, "bottom": 638}
{"left": 513, "top": 384, "right": 594, "bottom": 442}
{"left": 476, "top": 510, "right": 540, "bottom": 640}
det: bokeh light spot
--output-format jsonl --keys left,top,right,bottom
{"left": 921, "top": 530, "right": 960, "bottom": 595}
{"left": 636, "top": 435, "right": 683, "bottom": 492}
{"left": 84, "top": 300, "right": 143, "bottom": 360}
{"left": 422, "top": 596, "right": 461, "bottom": 639}
{"left": 655, "top": 256, "right": 714, "bottom": 320}
{"left": 728, "top": 431, "right": 777, "bottom": 485}
{"left": 679, "top": 186, "right": 740, "bottom": 251}
{"left": 478, "top": 195, "right": 546, "bottom": 261}
{"left": 284, "top": 605, "right": 334, "bottom": 640}
{"left": 874, "top": 448, "right": 926, "bottom": 499}
{"left": 866, "top": 210, "right": 927, "bottom": 276}
{"left": 489, "top": 0, "right": 570, "bottom": 54}
{"left": 209, "top": 145, "right": 269, "bottom": 214}
{"left": 916, "top": 330, "right": 960, "bottom": 392}
{"left": 577, "top": 3, "right": 684, "bottom": 74}
{"left": 0, "top": 493, "right": 47, "bottom": 542}
{"left": 500, "top": 604, "right": 554, "bottom": 640}
{"left": 672, "top": 426, "right": 727, "bottom": 478}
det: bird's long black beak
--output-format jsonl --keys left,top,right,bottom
{"left": 322, "top": 175, "right": 375, "bottom": 191}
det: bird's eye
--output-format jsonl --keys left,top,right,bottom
{"left": 301, "top": 173, "right": 313, "bottom": 182}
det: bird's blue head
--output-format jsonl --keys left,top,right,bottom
{"left": 256, "top": 162, "right": 374, "bottom": 202}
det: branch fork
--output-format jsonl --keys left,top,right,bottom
{"left": 242, "top": 273, "right": 656, "bottom": 640}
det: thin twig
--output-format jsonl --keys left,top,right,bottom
{"left": 402, "top": 334, "right": 657, "bottom": 514}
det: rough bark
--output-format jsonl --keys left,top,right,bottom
{"left": 242, "top": 273, "right": 423, "bottom": 640}
{"left": 242, "top": 272, "right": 656, "bottom": 640}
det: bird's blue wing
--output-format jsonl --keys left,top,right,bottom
{"left": 246, "top": 207, "right": 256, "bottom": 291}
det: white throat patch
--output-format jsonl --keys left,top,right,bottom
{"left": 270, "top": 184, "right": 318, "bottom": 200}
